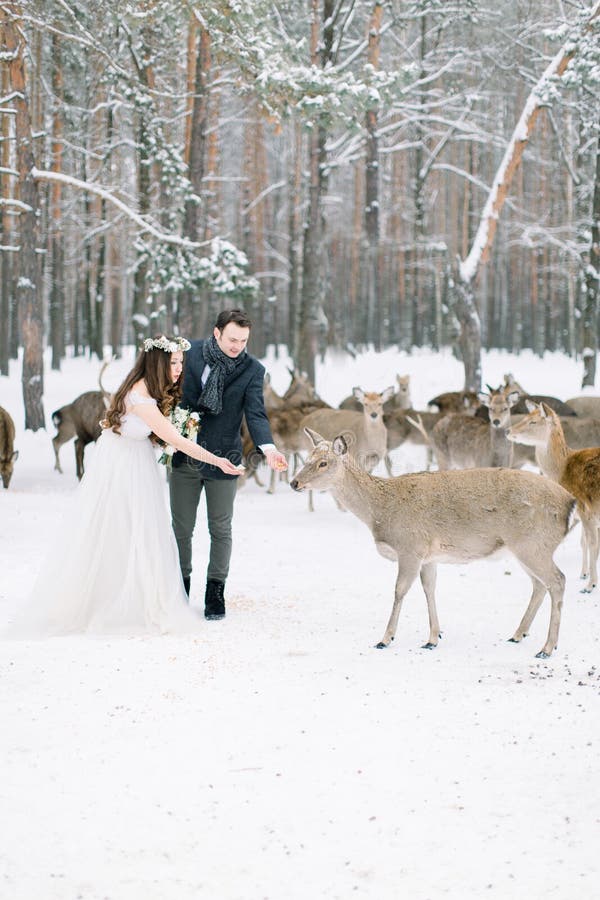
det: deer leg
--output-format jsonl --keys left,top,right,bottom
{"left": 375, "top": 558, "right": 421, "bottom": 649}
{"left": 419, "top": 562, "right": 441, "bottom": 649}
{"left": 384, "top": 454, "right": 393, "bottom": 477}
{"left": 510, "top": 548, "right": 565, "bottom": 658}
{"left": 75, "top": 438, "right": 85, "bottom": 480}
{"left": 579, "top": 524, "right": 588, "bottom": 580}
{"left": 267, "top": 467, "right": 277, "bottom": 495}
{"left": 292, "top": 453, "right": 306, "bottom": 476}
{"left": 52, "top": 436, "right": 64, "bottom": 474}
{"left": 508, "top": 574, "right": 546, "bottom": 644}
{"left": 538, "top": 563, "right": 566, "bottom": 658}
{"left": 246, "top": 451, "right": 265, "bottom": 487}
{"left": 580, "top": 517, "right": 598, "bottom": 593}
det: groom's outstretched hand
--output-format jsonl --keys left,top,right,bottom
{"left": 264, "top": 449, "right": 288, "bottom": 472}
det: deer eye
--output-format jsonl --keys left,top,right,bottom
{"left": 318, "top": 460, "right": 328, "bottom": 468}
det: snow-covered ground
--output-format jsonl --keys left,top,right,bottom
{"left": 1, "top": 345, "right": 599, "bottom": 900}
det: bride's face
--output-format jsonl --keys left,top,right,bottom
{"left": 170, "top": 351, "right": 184, "bottom": 383}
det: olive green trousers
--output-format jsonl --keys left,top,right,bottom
{"left": 169, "top": 461, "right": 238, "bottom": 584}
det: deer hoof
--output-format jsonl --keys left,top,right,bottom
{"left": 580, "top": 585, "right": 595, "bottom": 594}
{"left": 535, "top": 650, "right": 551, "bottom": 659}
{"left": 374, "top": 641, "right": 389, "bottom": 649}
{"left": 421, "top": 641, "right": 437, "bottom": 650}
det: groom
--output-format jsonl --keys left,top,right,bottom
{"left": 169, "top": 308, "right": 287, "bottom": 620}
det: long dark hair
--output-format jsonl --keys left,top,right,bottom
{"left": 103, "top": 337, "right": 184, "bottom": 434}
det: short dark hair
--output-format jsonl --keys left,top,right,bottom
{"left": 214, "top": 308, "right": 252, "bottom": 331}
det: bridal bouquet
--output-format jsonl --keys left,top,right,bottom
{"left": 158, "top": 406, "right": 201, "bottom": 468}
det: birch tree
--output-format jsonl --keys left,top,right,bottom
{"left": 455, "top": 0, "right": 600, "bottom": 391}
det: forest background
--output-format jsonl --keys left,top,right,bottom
{"left": 1, "top": 0, "right": 599, "bottom": 428}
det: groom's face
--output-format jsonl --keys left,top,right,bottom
{"left": 214, "top": 322, "right": 250, "bottom": 358}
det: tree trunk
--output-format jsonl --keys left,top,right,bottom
{"left": 452, "top": 278, "right": 482, "bottom": 392}
{"left": 180, "top": 25, "right": 210, "bottom": 336}
{"left": 287, "top": 119, "right": 303, "bottom": 354}
{"left": 1, "top": 4, "right": 45, "bottom": 429}
{"left": 364, "top": 2, "right": 383, "bottom": 349}
{"left": 582, "top": 129, "right": 600, "bottom": 387}
{"left": 49, "top": 32, "right": 65, "bottom": 370}
{"left": 295, "top": 0, "right": 334, "bottom": 384}
{"left": 0, "top": 58, "right": 12, "bottom": 375}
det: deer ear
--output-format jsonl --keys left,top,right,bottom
{"left": 507, "top": 390, "right": 520, "bottom": 406}
{"left": 12, "top": 450, "right": 19, "bottom": 462}
{"left": 332, "top": 435, "right": 348, "bottom": 456}
{"left": 304, "top": 426, "right": 325, "bottom": 447}
{"left": 264, "top": 373, "right": 271, "bottom": 385}
{"left": 478, "top": 391, "right": 490, "bottom": 406}
{"left": 382, "top": 386, "right": 395, "bottom": 402}
{"left": 352, "top": 386, "right": 364, "bottom": 401}
{"left": 525, "top": 399, "right": 537, "bottom": 413}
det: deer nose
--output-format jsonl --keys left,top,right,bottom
{"left": 492, "top": 418, "right": 501, "bottom": 426}
{"left": 370, "top": 412, "right": 377, "bottom": 419}
{"left": 290, "top": 479, "right": 300, "bottom": 491}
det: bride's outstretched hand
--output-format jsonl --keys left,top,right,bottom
{"left": 217, "top": 457, "right": 245, "bottom": 476}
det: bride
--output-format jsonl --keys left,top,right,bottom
{"left": 12, "top": 335, "right": 242, "bottom": 637}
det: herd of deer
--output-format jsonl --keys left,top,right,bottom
{"left": 3, "top": 362, "right": 600, "bottom": 659}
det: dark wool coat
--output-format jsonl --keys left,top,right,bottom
{"left": 171, "top": 339, "right": 274, "bottom": 480}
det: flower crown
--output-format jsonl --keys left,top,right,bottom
{"left": 143, "top": 335, "right": 191, "bottom": 353}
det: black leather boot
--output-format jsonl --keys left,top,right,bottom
{"left": 205, "top": 579, "right": 226, "bottom": 620}
{"left": 182, "top": 575, "right": 191, "bottom": 597}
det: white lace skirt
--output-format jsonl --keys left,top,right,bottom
{"left": 10, "top": 430, "right": 201, "bottom": 637}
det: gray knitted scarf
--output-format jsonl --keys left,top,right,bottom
{"left": 198, "top": 335, "right": 246, "bottom": 414}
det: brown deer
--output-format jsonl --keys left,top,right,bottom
{"left": 241, "top": 369, "right": 326, "bottom": 490}
{"left": 291, "top": 428, "right": 576, "bottom": 659}
{"left": 427, "top": 390, "right": 481, "bottom": 415}
{"left": 301, "top": 386, "right": 394, "bottom": 473}
{"left": 502, "top": 373, "right": 577, "bottom": 416}
{"left": 508, "top": 401, "right": 600, "bottom": 593}
{"left": 339, "top": 374, "right": 411, "bottom": 413}
{"left": 564, "top": 396, "right": 600, "bottom": 419}
{"left": 52, "top": 360, "right": 111, "bottom": 479}
{"left": 413, "top": 386, "right": 521, "bottom": 470}
{"left": 0, "top": 406, "right": 18, "bottom": 488}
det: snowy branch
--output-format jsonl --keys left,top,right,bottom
{"left": 459, "top": 0, "right": 600, "bottom": 284}
{"left": 30, "top": 169, "right": 211, "bottom": 251}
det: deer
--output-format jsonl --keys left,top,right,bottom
{"left": 508, "top": 401, "right": 600, "bottom": 593}
{"left": 52, "top": 359, "right": 112, "bottom": 479}
{"left": 559, "top": 415, "right": 600, "bottom": 449}
{"left": 427, "top": 390, "right": 481, "bottom": 415}
{"left": 411, "top": 386, "right": 521, "bottom": 470}
{"left": 240, "top": 369, "right": 326, "bottom": 490}
{"left": 0, "top": 406, "right": 18, "bottom": 488}
{"left": 383, "top": 407, "right": 476, "bottom": 472}
{"left": 339, "top": 374, "right": 411, "bottom": 414}
{"left": 501, "top": 373, "right": 577, "bottom": 417}
{"left": 564, "top": 396, "right": 600, "bottom": 419}
{"left": 290, "top": 428, "right": 576, "bottom": 659}
{"left": 300, "top": 386, "right": 394, "bottom": 474}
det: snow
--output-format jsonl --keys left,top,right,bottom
{"left": 1, "top": 345, "right": 599, "bottom": 900}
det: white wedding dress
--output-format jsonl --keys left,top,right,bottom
{"left": 10, "top": 391, "right": 200, "bottom": 637}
